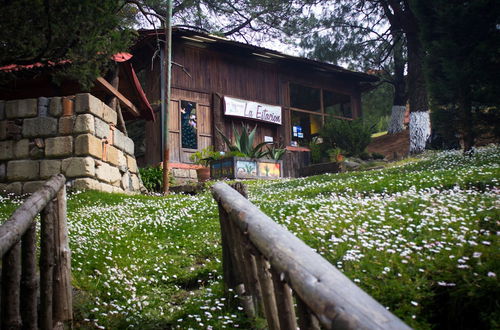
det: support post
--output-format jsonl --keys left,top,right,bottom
{"left": 162, "top": 0, "right": 173, "bottom": 195}
{"left": 53, "top": 186, "right": 73, "bottom": 326}
{"left": 270, "top": 267, "right": 297, "bottom": 330}
{"left": 256, "top": 256, "right": 280, "bottom": 330}
{"left": 21, "top": 222, "right": 38, "bottom": 330}
{"left": 40, "top": 200, "right": 55, "bottom": 330}
{"left": 1, "top": 242, "right": 22, "bottom": 329}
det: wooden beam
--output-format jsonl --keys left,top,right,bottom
{"left": 95, "top": 77, "right": 140, "bottom": 117}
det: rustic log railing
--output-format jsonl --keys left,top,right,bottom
{"left": 212, "top": 182, "right": 411, "bottom": 330}
{"left": 0, "top": 174, "right": 72, "bottom": 330}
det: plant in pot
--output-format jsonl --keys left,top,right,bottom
{"left": 216, "top": 124, "right": 270, "bottom": 158}
{"left": 328, "top": 147, "right": 345, "bottom": 163}
{"left": 190, "top": 146, "right": 221, "bottom": 182}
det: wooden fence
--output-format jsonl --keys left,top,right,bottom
{"left": 212, "top": 182, "right": 411, "bottom": 330}
{"left": 0, "top": 174, "right": 72, "bottom": 330}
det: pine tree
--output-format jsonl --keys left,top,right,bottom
{"left": 413, "top": 0, "right": 500, "bottom": 151}
{"left": 0, "top": 0, "right": 136, "bottom": 87}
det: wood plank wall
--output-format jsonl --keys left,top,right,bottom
{"left": 133, "top": 39, "right": 365, "bottom": 165}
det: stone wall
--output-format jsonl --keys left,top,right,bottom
{"left": 0, "top": 94, "right": 142, "bottom": 194}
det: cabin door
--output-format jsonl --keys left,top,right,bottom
{"left": 169, "top": 89, "right": 212, "bottom": 163}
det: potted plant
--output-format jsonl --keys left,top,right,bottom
{"left": 211, "top": 124, "right": 285, "bottom": 179}
{"left": 328, "top": 147, "right": 345, "bottom": 163}
{"left": 190, "top": 146, "right": 221, "bottom": 182}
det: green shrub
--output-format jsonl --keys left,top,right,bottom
{"left": 359, "top": 151, "right": 371, "bottom": 160}
{"left": 139, "top": 166, "right": 174, "bottom": 192}
{"left": 320, "top": 118, "right": 374, "bottom": 156}
{"left": 372, "top": 152, "right": 385, "bottom": 160}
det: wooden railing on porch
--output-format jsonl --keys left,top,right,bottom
{"left": 212, "top": 182, "right": 410, "bottom": 330}
{"left": 0, "top": 174, "right": 72, "bottom": 330}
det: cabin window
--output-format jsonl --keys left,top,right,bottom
{"left": 323, "top": 90, "right": 352, "bottom": 118}
{"left": 180, "top": 100, "right": 198, "bottom": 149}
{"left": 290, "top": 83, "right": 321, "bottom": 112}
{"left": 291, "top": 111, "right": 322, "bottom": 144}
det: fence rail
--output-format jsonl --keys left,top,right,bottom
{"left": 212, "top": 182, "right": 410, "bottom": 330}
{"left": 0, "top": 174, "right": 72, "bottom": 330}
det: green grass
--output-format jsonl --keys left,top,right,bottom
{"left": 0, "top": 145, "right": 498, "bottom": 329}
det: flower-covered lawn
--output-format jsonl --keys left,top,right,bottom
{"left": 0, "top": 145, "right": 498, "bottom": 329}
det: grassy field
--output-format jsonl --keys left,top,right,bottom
{"left": 0, "top": 145, "right": 498, "bottom": 329}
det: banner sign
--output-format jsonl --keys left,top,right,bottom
{"left": 224, "top": 96, "right": 282, "bottom": 125}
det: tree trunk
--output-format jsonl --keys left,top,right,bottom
{"left": 458, "top": 89, "right": 474, "bottom": 151}
{"left": 387, "top": 30, "right": 407, "bottom": 134}
{"left": 407, "top": 33, "right": 430, "bottom": 154}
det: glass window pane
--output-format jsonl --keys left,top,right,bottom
{"left": 291, "top": 111, "right": 322, "bottom": 145}
{"left": 181, "top": 100, "right": 198, "bottom": 149}
{"left": 290, "top": 83, "right": 321, "bottom": 112}
{"left": 323, "top": 90, "right": 352, "bottom": 118}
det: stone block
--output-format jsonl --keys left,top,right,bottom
{"left": 131, "top": 174, "right": 140, "bottom": 191}
{"left": 45, "top": 136, "right": 73, "bottom": 157}
{"left": 102, "top": 104, "right": 117, "bottom": 125}
{"left": 58, "top": 116, "right": 75, "bottom": 135}
{"left": 13, "top": 139, "right": 29, "bottom": 158}
{"left": 75, "top": 93, "right": 104, "bottom": 119}
{"left": 38, "top": 97, "right": 49, "bottom": 116}
{"left": 74, "top": 114, "right": 95, "bottom": 134}
{"left": 6, "top": 99, "right": 37, "bottom": 119}
{"left": 7, "top": 160, "right": 39, "bottom": 181}
{"left": 95, "top": 161, "right": 121, "bottom": 185}
{"left": 189, "top": 169, "right": 198, "bottom": 179}
{"left": 100, "top": 182, "right": 115, "bottom": 193}
{"left": 62, "top": 157, "right": 95, "bottom": 178}
{"left": 40, "top": 159, "right": 61, "bottom": 179}
{"left": 113, "top": 129, "right": 134, "bottom": 155}
{"left": 0, "top": 140, "right": 14, "bottom": 160}
{"left": 0, "top": 163, "right": 5, "bottom": 181}
{"left": 172, "top": 168, "right": 189, "bottom": 178}
{"left": 106, "top": 145, "right": 122, "bottom": 166}
{"left": 0, "top": 121, "right": 7, "bottom": 140}
{"left": 23, "top": 181, "right": 45, "bottom": 194}
{"left": 94, "top": 117, "right": 109, "bottom": 139}
{"left": 1, "top": 182, "right": 23, "bottom": 194}
{"left": 0, "top": 101, "right": 5, "bottom": 120}
{"left": 75, "top": 134, "right": 102, "bottom": 158}
{"left": 121, "top": 172, "right": 131, "bottom": 190}
{"left": 126, "top": 155, "right": 137, "bottom": 173}
{"left": 6, "top": 120, "right": 22, "bottom": 139}
{"left": 49, "top": 97, "right": 63, "bottom": 117}
{"left": 118, "top": 151, "right": 127, "bottom": 168}
{"left": 72, "top": 177, "right": 100, "bottom": 191}
{"left": 22, "top": 117, "right": 58, "bottom": 137}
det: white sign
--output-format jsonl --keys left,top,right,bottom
{"left": 224, "top": 96, "right": 282, "bottom": 125}
{"left": 264, "top": 136, "right": 274, "bottom": 142}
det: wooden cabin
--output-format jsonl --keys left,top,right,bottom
{"left": 130, "top": 28, "right": 377, "bottom": 173}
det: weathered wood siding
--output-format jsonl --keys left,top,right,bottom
{"left": 133, "top": 38, "right": 366, "bottom": 165}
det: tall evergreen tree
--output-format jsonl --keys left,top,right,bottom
{"left": 0, "top": 0, "right": 136, "bottom": 87}
{"left": 413, "top": 0, "right": 500, "bottom": 151}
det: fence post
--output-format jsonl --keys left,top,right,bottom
{"left": 21, "top": 222, "right": 38, "bottom": 330}
{"left": 256, "top": 256, "right": 280, "bottom": 330}
{"left": 53, "top": 185, "right": 73, "bottom": 326}
{"left": 295, "top": 294, "right": 321, "bottom": 330}
{"left": 270, "top": 267, "right": 297, "bottom": 330}
{"left": 1, "top": 242, "right": 22, "bottom": 329}
{"left": 40, "top": 200, "right": 56, "bottom": 330}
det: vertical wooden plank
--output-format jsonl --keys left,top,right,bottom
{"left": 40, "top": 200, "right": 55, "bottom": 330}
{"left": 295, "top": 294, "right": 321, "bottom": 330}
{"left": 256, "top": 256, "right": 280, "bottom": 330}
{"left": 270, "top": 267, "right": 297, "bottom": 330}
{"left": 217, "top": 203, "right": 238, "bottom": 289}
{"left": 241, "top": 235, "right": 264, "bottom": 316}
{"left": 21, "top": 222, "right": 38, "bottom": 330}
{"left": 53, "top": 186, "right": 73, "bottom": 326}
{"left": 1, "top": 242, "right": 22, "bottom": 329}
